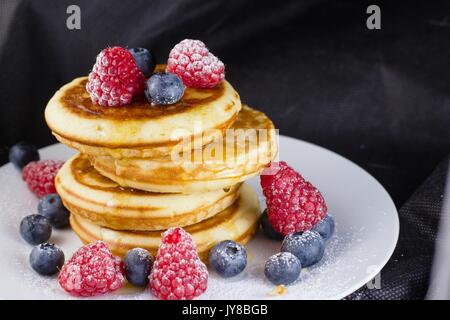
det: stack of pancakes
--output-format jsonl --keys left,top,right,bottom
{"left": 45, "top": 66, "right": 278, "bottom": 261}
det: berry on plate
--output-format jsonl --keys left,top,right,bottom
{"left": 9, "top": 142, "right": 40, "bottom": 170}
{"left": 38, "top": 194, "right": 70, "bottom": 229}
{"left": 145, "top": 72, "right": 185, "bottom": 105}
{"left": 30, "top": 243, "right": 64, "bottom": 276}
{"left": 281, "top": 230, "right": 325, "bottom": 268}
{"left": 312, "top": 214, "right": 335, "bottom": 241}
{"left": 264, "top": 252, "right": 301, "bottom": 286}
{"left": 20, "top": 214, "right": 52, "bottom": 245}
{"left": 58, "top": 241, "right": 124, "bottom": 297}
{"left": 149, "top": 227, "right": 208, "bottom": 300}
{"left": 260, "top": 161, "right": 327, "bottom": 236}
{"left": 124, "top": 248, "right": 154, "bottom": 287}
{"left": 167, "top": 39, "right": 225, "bottom": 88}
{"left": 128, "top": 47, "right": 156, "bottom": 77}
{"left": 260, "top": 209, "right": 284, "bottom": 241}
{"left": 86, "top": 46, "right": 145, "bottom": 107}
{"left": 208, "top": 240, "right": 247, "bottom": 278}
{"left": 22, "top": 160, "right": 64, "bottom": 198}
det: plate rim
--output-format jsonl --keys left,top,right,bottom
{"left": 278, "top": 135, "right": 399, "bottom": 299}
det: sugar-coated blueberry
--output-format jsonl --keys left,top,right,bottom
{"left": 208, "top": 240, "right": 247, "bottom": 278}
{"left": 38, "top": 194, "right": 70, "bottom": 229}
{"left": 9, "top": 142, "right": 40, "bottom": 170}
{"left": 260, "top": 209, "right": 284, "bottom": 241}
{"left": 264, "top": 252, "right": 301, "bottom": 285}
{"left": 20, "top": 214, "right": 52, "bottom": 245}
{"left": 29, "top": 243, "right": 64, "bottom": 276}
{"left": 312, "top": 214, "right": 335, "bottom": 241}
{"left": 128, "top": 47, "right": 156, "bottom": 77}
{"left": 281, "top": 230, "right": 325, "bottom": 268}
{"left": 124, "top": 248, "right": 154, "bottom": 287}
{"left": 145, "top": 72, "right": 185, "bottom": 105}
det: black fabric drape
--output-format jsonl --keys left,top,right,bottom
{"left": 2, "top": 0, "right": 450, "bottom": 206}
{"left": 347, "top": 156, "right": 448, "bottom": 299}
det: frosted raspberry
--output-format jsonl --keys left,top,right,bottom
{"left": 167, "top": 39, "right": 225, "bottom": 88}
{"left": 86, "top": 46, "right": 145, "bottom": 107}
{"left": 58, "top": 241, "right": 124, "bottom": 297}
{"left": 260, "top": 161, "right": 328, "bottom": 236}
{"left": 22, "top": 160, "right": 64, "bottom": 198}
{"left": 149, "top": 228, "right": 208, "bottom": 300}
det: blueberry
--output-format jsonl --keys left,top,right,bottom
{"left": 38, "top": 194, "right": 70, "bottom": 229}
{"left": 312, "top": 214, "right": 335, "bottom": 241}
{"left": 9, "top": 142, "right": 40, "bottom": 170}
{"left": 281, "top": 230, "right": 325, "bottom": 268}
{"left": 260, "top": 209, "right": 283, "bottom": 241}
{"left": 124, "top": 248, "right": 154, "bottom": 287}
{"left": 29, "top": 243, "right": 64, "bottom": 276}
{"left": 20, "top": 214, "right": 52, "bottom": 245}
{"left": 128, "top": 47, "right": 156, "bottom": 77}
{"left": 145, "top": 73, "right": 185, "bottom": 105}
{"left": 264, "top": 252, "right": 301, "bottom": 286}
{"left": 208, "top": 240, "right": 247, "bottom": 278}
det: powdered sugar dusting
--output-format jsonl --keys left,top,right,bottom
{"left": 149, "top": 228, "right": 208, "bottom": 300}
{"left": 167, "top": 39, "right": 225, "bottom": 88}
{"left": 261, "top": 161, "right": 327, "bottom": 235}
{"left": 298, "top": 230, "right": 322, "bottom": 243}
{"left": 58, "top": 241, "right": 125, "bottom": 297}
{"left": 266, "top": 251, "right": 298, "bottom": 266}
{"left": 0, "top": 143, "right": 398, "bottom": 299}
{"left": 133, "top": 248, "right": 151, "bottom": 262}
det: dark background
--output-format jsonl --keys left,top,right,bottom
{"left": 1, "top": 0, "right": 449, "bottom": 208}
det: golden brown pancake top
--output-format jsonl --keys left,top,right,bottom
{"left": 59, "top": 65, "right": 226, "bottom": 121}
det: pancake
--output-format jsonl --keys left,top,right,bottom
{"left": 56, "top": 154, "right": 241, "bottom": 231}
{"left": 45, "top": 65, "right": 241, "bottom": 159}
{"left": 90, "top": 105, "right": 278, "bottom": 193}
{"left": 69, "top": 184, "right": 261, "bottom": 262}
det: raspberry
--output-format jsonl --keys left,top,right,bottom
{"left": 149, "top": 228, "right": 208, "bottom": 300}
{"left": 58, "top": 241, "right": 124, "bottom": 297}
{"left": 167, "top": 39, "right": 225, "bottom": 88}
{"left": 260, "top": 161, "right": 328, "bottom": 236}
{"left": 22, "top": 160, "right": 64, "bottom": 198}
{"left": 86, "top": 46, "right": 145, "bottom": 107}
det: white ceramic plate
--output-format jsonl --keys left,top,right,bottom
{"left": 0, "top": 136, "right": 399, "bottom": 300}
